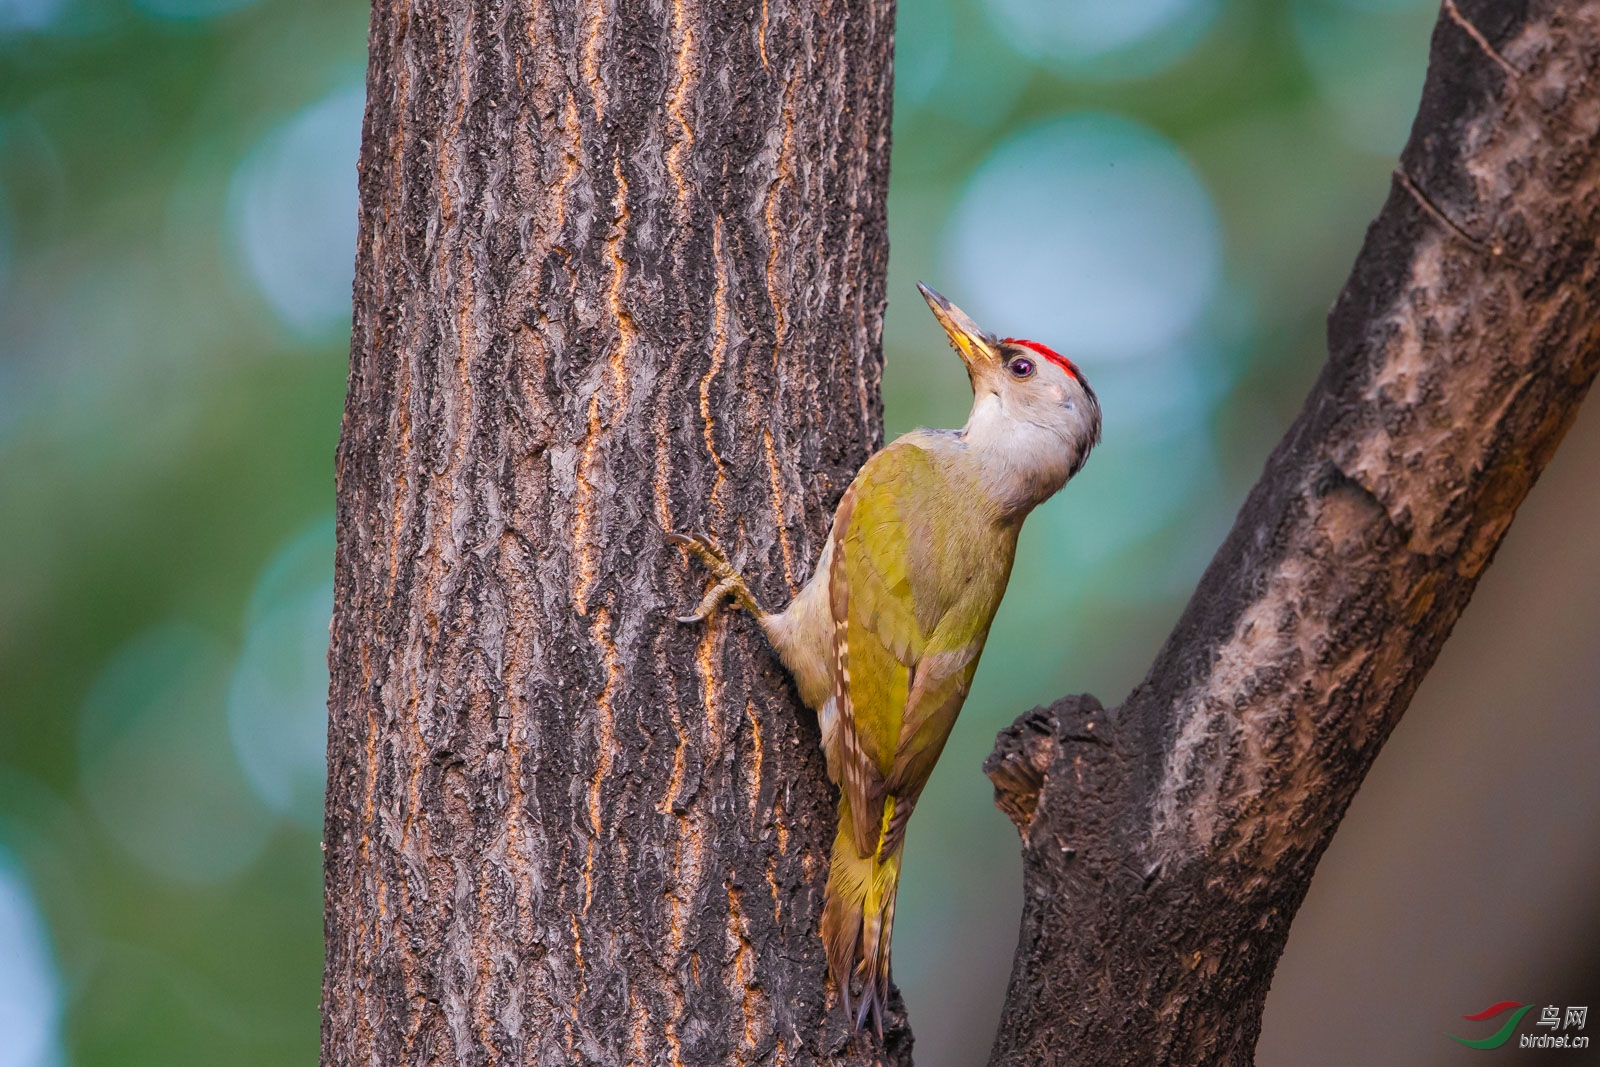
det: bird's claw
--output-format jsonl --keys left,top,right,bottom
{"left": 666, "top": 530, "right": 734, "bottom": 572}
{"left": 666, "top": 529, "right": 765, "bottom": 622}
{"left": 675, "top": 576, "right": 742, "bottom": 623}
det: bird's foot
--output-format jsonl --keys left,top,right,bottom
{"left": 666, "top": 531, "right": 767, "bottom": 623}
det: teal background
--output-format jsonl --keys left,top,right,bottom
{"left": 1, "top": 1, "right": 1595, "bottom": 1064}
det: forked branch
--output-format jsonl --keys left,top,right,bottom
{"left": 986, "top": 2, "right": 1600, "bottom": 1063}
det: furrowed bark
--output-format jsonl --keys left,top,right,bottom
{"left": 985, "top": 2, "right": 1600, "bottom": 1063}
{"left": 322, "top": 1, "right": 902, "bottom": 1064}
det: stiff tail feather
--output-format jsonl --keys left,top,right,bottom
{"left": 820, "top": 798, "right": 902, "bottom": 1036}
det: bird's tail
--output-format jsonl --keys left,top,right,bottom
{"left": 820, "top": 796, "right": 903, "bottom": 1036}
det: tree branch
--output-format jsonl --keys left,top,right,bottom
{"left": 986, "top": 2, "right": 1600, "bottom": 1063}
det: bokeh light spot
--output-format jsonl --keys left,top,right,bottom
{"left": 133, "top": 0, "right": 258, "bottom": 19}
{"left": 943, "top": 112, "right": 1222, "bottom": 362}
{"left": 228, "top": 86, "right": 364, "bottom": 341}
{"left": 0, "top": 0, "right": 66, "bottom": 34}
{"left": 984, "top": 0, "right": 1218, "bottom": 78}
{"left": 0, "top": 852, "right": 63, "bottom": 1067}
{"left": 1324, "top": 0, "right": 1432, "bottom": 12}
{"left": 227, "top": 517, "right": 334, "bottom": 827}
{"left": 894, "top": 0, "right": 952, "bottom": 107}
{"left": 79, "top": 626, "right": 275, "bottom": 884}
{"left": 1291, "top": 0, "right": 1435, "bottom": 155}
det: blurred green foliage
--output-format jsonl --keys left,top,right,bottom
{"left": 0, "top": 0, "right": 1442, "bottom": 1064}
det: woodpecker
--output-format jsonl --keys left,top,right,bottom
{"left": 670, "top": 283, "right": 1100, "bottom": 1035}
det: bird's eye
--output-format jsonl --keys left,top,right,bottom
{"left": 1007, "top": 357, "right": 1035, "bottom": 380}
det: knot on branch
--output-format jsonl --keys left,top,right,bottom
{"left": 984, "top": 695, "right": 1109, "bottom": 835}
{"left": 985, "top": 709, "right": 1057, "bottom": 832}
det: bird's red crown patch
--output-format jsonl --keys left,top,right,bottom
{"left": 1003, "top": 338, "right": 1082, "bottom": 382}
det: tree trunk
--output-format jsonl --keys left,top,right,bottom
{"left": 984, "top": 2, "right": 1600, "bottom": 1063}
{"left": 322, "top": 0, "right": 901, "bottom": 1064}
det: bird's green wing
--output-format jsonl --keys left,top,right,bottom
{"left": 877, "top": 585, "right": 1004, "bottom": 855}
{"left": 829, "top": 443, "right": 1014, "bottom": 859}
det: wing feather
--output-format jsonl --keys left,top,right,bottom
{"left": 827, "top": 442, "right": 1016, "bottom": 860}
{"left": 828, "top": 486, "right": 889, "bottom": 858}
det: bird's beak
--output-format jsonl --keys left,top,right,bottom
{"left": 918, "top": 283, "right": 999, "bottom": 370}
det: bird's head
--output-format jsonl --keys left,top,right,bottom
{"left": 918, "top": 282, "right": 1101, "bottom": 487}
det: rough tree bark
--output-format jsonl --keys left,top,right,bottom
{"left": 323, "top": 1, "right": 903, "bottom": 1065}
{"left": 328, "top": 0, "right": 1600, "bottom": 1063}
{"left": 983, "top": 2, "right": 1600, "bottom": 1064}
